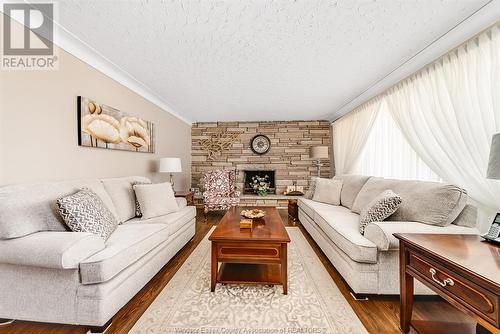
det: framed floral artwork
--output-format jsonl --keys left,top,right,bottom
{"left": 77, "top": 96, "right": 155, "bottom": 153}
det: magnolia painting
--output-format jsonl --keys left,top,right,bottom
{"left": 77, "top": 96, "right": 154, "bottom": 153}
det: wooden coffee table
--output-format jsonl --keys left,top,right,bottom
{"left": 209, "top": 206, "right": 291, "bottom": 294}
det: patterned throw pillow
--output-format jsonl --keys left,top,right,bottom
{"left": 359, "top": 190, "right": 402, "bottom": 235}
{"left": 56, "top": 189, "right": 119, "bottom": 240}
{"left": 304, "top": 177, "right": 318, "bottom": 199}
{"left": 135, "top": 198, "right": 142, "bottom": 217}
{"left": 132, "top": 181, "right": 151, "bottom": 218}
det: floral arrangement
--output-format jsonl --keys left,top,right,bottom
{"left": 252, "top": 175, "right": 270, "bottom": 196}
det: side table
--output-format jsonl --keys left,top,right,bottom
{"left": 395, "top": 233, "right": 499, "bottom": 334}
{"left": 288, "top": 199, "right": 299, "bottom": 221}
{"left": 174, "top": 191, "right": 194, "bottom": 206}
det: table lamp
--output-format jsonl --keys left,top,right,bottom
{"left": 310, "top": 146, "right": 329, "bottom": 177}
{"left": 487, "top": 133, "right": 500, "bottom": 180}
{"left": 160, "top": 157, "right": 182, "bottom": 190}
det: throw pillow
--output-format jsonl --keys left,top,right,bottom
{"left": 132, "top": 181, "right": 152, "bottom": 217}
{"left": 452, "top": 204, "right": 478, "bottom": 228}
{"left": 101, "top": 178, "right": 139, "bottom": 223}
{"left": 359, "top": 190, "right": 402, "bottom": 235}
{"left": 135, "top": 199, "right": 142, "bottom": 217}
{"left": 56, "top": 189, "right": 119, "bottom": 240}
{"left": 312, "top": 178, "right": 343, "bottom": 205}
{"left": 304, "top": 177, "right": 318, "bottom": 199}
{"left": 133, "top": 182, "right": 179, "bottom": 220}
{"left": 332, "top": 174, "right": 371, "bottom": 210}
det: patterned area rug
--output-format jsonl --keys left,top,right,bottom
{"left": 130, "top": 227, "right": 367, "bottom": 334}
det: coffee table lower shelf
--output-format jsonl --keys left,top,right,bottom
{"left": 217, "top": 263, "right": 283, "bottom": 285}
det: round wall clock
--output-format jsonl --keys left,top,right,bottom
{"left": 250, "top": 134, "right": 271, "bottom": 155}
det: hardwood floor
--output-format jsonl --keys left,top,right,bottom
{"left": 2, "top": 209, "right": 474, "bottom": 334}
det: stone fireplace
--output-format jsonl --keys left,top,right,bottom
{"left": 191, "top": 120, "right": 332, "bottom": 207}
{"left": 243, "top": 170, "right": 276, "bottom": 195}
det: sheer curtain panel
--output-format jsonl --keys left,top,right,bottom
{"left": 332, "top": 97, "right": 381, "bottom": 175}
{"left": 385, "top": 24, "right": 500, "bottom": 214}
{"left": 354, "top": 102, "right": 441, "bottom": 182}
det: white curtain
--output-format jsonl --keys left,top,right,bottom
{"left": 385, "top": 24, "right": 500, "bottom": 214}
{"left": 332, "top": 97, "right": 381, "bottom": 175}
{"left": 354, "top": 101, "right": 441, "bottom": 182}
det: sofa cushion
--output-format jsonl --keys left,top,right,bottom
{"left": 333, "top": 174, "right": 371, "bottom": 210}
{"left": 102, "top": 176, "right": 151, "bottom": 223}
{"left": 0, "top": 231, "right": 105, "bottom": 269}
{"left": 359, "top": 190, "right": 402, "bottom": 235}
{"left": 0, "top": 179, "right": 119, "bottom": 239}
{"left": 125, "top": 205, "right": 196, "bottom": 235}
{"left": 57, "top": 189, "right": 119, "bottom": 240}
{"left": 452, "top": 204, "right": 478, "bottom": 228}
{"left": 299, "top": 199, "right": 377, "bottom": 263}
{"left": 364, "top": 221, "right": 479, "bottom": 251}
{"left": 312, "top": 178, "right": 342, "bottom": 205}
{"left": 351, "top": 177, "right": 468, "bottom": 227}
{"left": 133, "top": 182, "right": 179, "bottom": 220}
{"left": 79, "top": 223, "right": 169, "bottom": 284}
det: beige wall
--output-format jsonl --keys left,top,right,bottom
{"left": 0, "top": 23, "right": 191, "bottom": 188}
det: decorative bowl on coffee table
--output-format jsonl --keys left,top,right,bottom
{"left": 241, "top": 209, "right": 266, "bottom": 219}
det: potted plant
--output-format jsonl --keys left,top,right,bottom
{"left": 252, "top": 175, "right": 271, "bottom": 196}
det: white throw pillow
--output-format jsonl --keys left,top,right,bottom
{"left": 312, "top": 178, "right": 343, "bottom": 205}
{"left": 133, "top": 182, "right": 179, "bottom": 219}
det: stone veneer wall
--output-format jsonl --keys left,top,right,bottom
{"left": 191, "top": 121, "right": 332, "bottom": 201}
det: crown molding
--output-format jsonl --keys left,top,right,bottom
{"left": 330, "top": 0, "right": 500, "bottom": 122}
{"left": 1, "top": 3, "right": 192, "bottom": 125}
{"left": 51, "top": 23, "right": 192, "bottom": 125}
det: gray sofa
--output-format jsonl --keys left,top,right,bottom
{"left": 0, "top": 176, "right": 196, "bottom": 328}
{"left": 299, "top": 175, "right": 479, "bottom": 295}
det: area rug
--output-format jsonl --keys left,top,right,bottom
{"left": 129, "top": 227, "right": 367, "bottom": 334}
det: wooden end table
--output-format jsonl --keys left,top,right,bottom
{"left": 288, "top": 199, "right": 299, "bottom": 221}
{"left": 208, "top": 206, "right": 291, "bottom": 294}
{"left": 174, "top": 191, "right": 194, "bottom": 206}
{"left": 395, "top": 233, "right": 499, "bottom": 334}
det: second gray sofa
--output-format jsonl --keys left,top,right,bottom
{"left": 299, "top": 175, "right": 479, "bottom": 295}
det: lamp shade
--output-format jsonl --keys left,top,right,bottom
{"left": 159, "top": 157, "right": 182, "bottom": 173}
{"left": 310, "top": 146, "right": 329, "bottom": 159}
{"left": 487, "top": 133, "right": 500, "bottom": 180}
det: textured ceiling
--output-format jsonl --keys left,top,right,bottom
{"left": 56, "top": 0, "right": 490, "bottom": 122}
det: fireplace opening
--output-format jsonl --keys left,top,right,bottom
{"left": 243, "top": 170, "right": 276, "bottom": 195}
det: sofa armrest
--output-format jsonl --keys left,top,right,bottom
{"left": 0, "top": 231, "right": 105, "bottom": 269}
{"left": 364, "top": 221, "right": 479, "bottom": 251}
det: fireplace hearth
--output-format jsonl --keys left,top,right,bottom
{"left": 243, "top": 170, "right": 276, "bottom": 195}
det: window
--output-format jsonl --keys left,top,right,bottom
{"left": 353, "top": 101, "right": 441, "bottom": 182}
